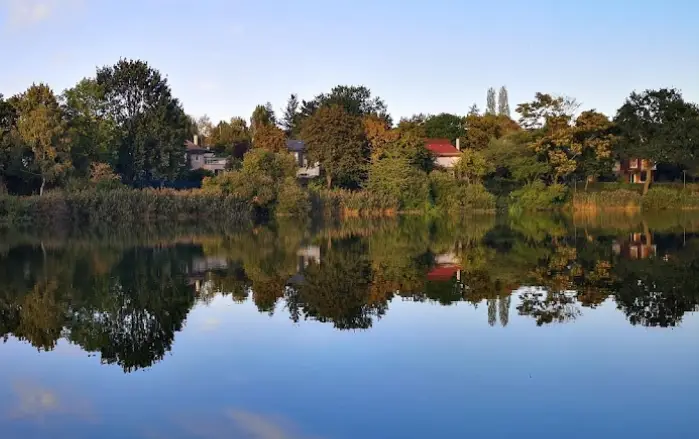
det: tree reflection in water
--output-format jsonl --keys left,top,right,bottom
{"left": 1, "top": 213, "right": 699, "bottom": 371}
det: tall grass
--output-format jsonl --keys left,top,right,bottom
{"left": 312, "top": 189, "right": 398, "bottom": 218}
{"left": 0, "top": 188, "right": 252, "bottom": 230}
{"left": 571, "top": 190, "right": 641, "bottom": 212}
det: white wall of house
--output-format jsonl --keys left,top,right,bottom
{"left": 294, "top": 151, "right": 320, "bottom": 178}
{"left": 435, "top": 156, "right": 460, "bottom": 169}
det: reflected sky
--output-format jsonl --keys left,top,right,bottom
{"left": 1, "top": 214, "right": 699, "bottom": 438}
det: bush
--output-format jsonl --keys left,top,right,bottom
{"left": 430, "top": 172, "right": 496, "bottom": 213}
{"left": 509, "top": 181, "right": 568, "bottom": 211}
{"left": 366, "top": 156, "right": 430, "bottom": 211}
{"left": 276, "top": 178, "right": 311, "bottom": 217}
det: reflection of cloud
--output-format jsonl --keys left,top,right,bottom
{"left": 0, "top": 0, "right": 82, "bottom": 28}
{"left": 148, "top": 408, "right": 323, "bottom": 439}
{"left": 200, "top": 317, "right": 221, "bottom": 332}
{"left": 7, "top": 380, "right": 96, "bottom": 423}
{"left": 227, "top": 409, "right": 321, "bottom": 439}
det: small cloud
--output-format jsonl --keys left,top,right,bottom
{"left": 6, "top": 379, "right": 96, "bottom": 423}
{"left": 0, "top": 0, "right": 82, "bottom": 29}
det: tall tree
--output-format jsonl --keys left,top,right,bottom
{"left": 498, "top": 86, "right": 510, "bottom": 117}
{"left": 300, "top": 104, "right": 368, "bottom": 189}
{"left": 486, "top": 88, "right": 497, "bottom": 115}
{"left": 516, "top": 93, "right": 580, "bottom": 130}
{"left": 208, "top": 117, "right": 251, "bottom": 157}
{"left": 468, "top": 104, "right": 480, "bottom": 116}
{"left": 615, "top": 88, "right": 699, "bottom": 194}
{"left": 62, "top": 78, "right": 116, "bottom": 175}
{"left": 250, "top": 103, "right": 276, "bottom": 139}
{"left": 13, "top": 84, "right": 71, "bottom": 195}
{"left": 461, "top": 114, "right": 520, "bottom": 150}
{"left": 96, "top": 59, "right": 189, "bottom": 184}
{"left": 424, "top": 113, "right": 465, "bottom": 142}
{"left": 299, "top": 85, "right": 390, "bottom": 126}
{"left": 281, "top": 94, "right": 300, "bottom": 136}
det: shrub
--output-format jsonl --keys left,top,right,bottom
{"left": 366, "top": 156, "right": 430, "bottom": 211}
{"left": 510, "top": 181, "right": 568, "bottom": 211}
{"left": 430, "top": 172, "right": 496, "bottom": 213}
{"left": 276, "top": 178, "right": 311, "bottom": 217}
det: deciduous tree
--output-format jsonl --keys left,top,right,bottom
{"left": 300, "top": 104, "right": 368, "bottom": 189}
{"left": 516, "top": 93, "right": 580, "bottom": 130}
{"left": 498, "top": 86, "right": 510, "bottom": 117}
{"left": 424, "top": 113, "right": 464, "bottom": 142}
{"left": 486, "top": 88, "right": 497, "bottom": 115}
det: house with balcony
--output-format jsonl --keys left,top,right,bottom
{"left": 614, "top": 158, "right": 656, "bottom": 184}
{"left": 286, "top": 140, "right": 320, "bottom": 178}
{"left": 425, "top": 139, "right": 462, "bottom": 169}
{"left": 185, "top": 135, "right": 229, "bottom": 174}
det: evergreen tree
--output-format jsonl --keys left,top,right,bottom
{"left": 486, "top": 88, "right": 497, "bottom": 115}
{"left": 281, "top": 94, "right": 300, "bottom": 137}
{"left": 498, "top": 86, "right": 510, "bottom": 117}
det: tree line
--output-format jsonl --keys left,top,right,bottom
{"left": 2, "top": 57, "right": 698, "bottom": 200}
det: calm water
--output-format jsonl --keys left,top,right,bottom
{"left": 1, "top": 214, "right": 698, "bottom": 438}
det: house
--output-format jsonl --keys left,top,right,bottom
{"left": 612, "top": 232, "right": 656, "bottom": 259}
{"left": 286, "top": 140, "right": 320, "bottom": 178}
{"left": 425, "top": 139, "right": 462, "bottom": 168}
{"left": 613, "top": 158, "right": 656, "bottom": 184}
{"left": 427, "top": 252, "right": 462, "bottom": 281}
{"left": 185, "top": 135, "right": 229, "bottom": 174}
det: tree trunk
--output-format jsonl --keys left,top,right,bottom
{"left": 326, "top": 173, "right": 332, "bottom": 189}
{"left": 585, "top": 176, "right": 590, "bottom": 192}
{"left": 642, "top": 167, "right": 652, "bottom": 196}
{"left": 39, "top": 176, "right": 46, "bottom": 196}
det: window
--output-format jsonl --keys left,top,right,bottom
{"left": 629, "top": 159, "right": 639, "bottom": 169}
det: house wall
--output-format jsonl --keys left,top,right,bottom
{"left": 435, "top": 156, "right": 460, "bottom": 169}
{"left": 189, "top": 153, "right": 205, "bottom": 170}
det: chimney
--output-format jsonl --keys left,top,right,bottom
{"left": 193, "top": 134, "right": 199, "bottom": 146}
{"left": 456, "top": 138, "right": 460, "bottom": 150}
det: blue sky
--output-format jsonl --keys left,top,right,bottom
{"left": 1, "top": 0, "right": 697, "bottom": 124}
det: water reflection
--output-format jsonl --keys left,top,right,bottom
{"left": 2, "top": 213, "right": 699, "bottom": 371}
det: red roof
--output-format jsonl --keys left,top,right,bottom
{"left": 427, "top": 264, "right": 461, "bottom": 281}
{"left": 425, "top": 139, "right": 461, "bottom": 157}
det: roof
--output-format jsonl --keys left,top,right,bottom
{"left": 425, "top": 139, "right": 461, "bottom": 156}
{"left": 184, "top": 140, "right": 206, "bottom": 153}
{"left": 286, "top": 140, "right": 306, "bottom": 152}
{"left": 427, "top": 264, "right": 461, "bottom": 281}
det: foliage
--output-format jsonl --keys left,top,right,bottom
{"left": 97, "top": 59, "right": 189, "bottom": 184}
{"left": 461, "top": 113, "right": 519, "bottom": 150}
{"left": 253, "top": 123, "right": 286, "bottom": 152}
{"left": 363, "top": 114, "right": 399, "bottom": 161}
{"left": 423, "top": 113, "right": 465, "bottom": 142}
{"left": 12, "top": 84, "right": 71, "bottom": 195}
{"left": 641, "top": 186, "right": 699, "bottom": 211}
{"left": 509, "top": 181, "right": 568, "bottom": 210}
{"left": 366, "top": 155, "right": 430, "bottom": 211}
{"left": 498, "top": 86, "right": 510, "bottom": 117}
{"left": 276, "top": 177, "right": 311, "bottom": 217}
{"left": 486, "top": 88, "right": 497, "bottom": 114}
{"left": 430, "top": 172, "right": 495, "bottom": 213}
{"left": 305, "top": 85, "right": 389, "bottom": 123}
{"left": 571, "top": 189, "right": 641, "bottom": 212}
{"left": 281, "top": 94, "right": 301, "bottom": 136}
{"left": 454, "top": 149, "right": 493, "bottom": 184}
{"left": 300, "top": 104, "right": 368, "bottom": 189}
{"left": 486, "top": 134, "right": 550, "bottom": 184}
{"left": 516, "top": 92, "right": 581, "bottom": 130}
{"left": 250, "top": 103, "right": 276, "bottom": 138}
{"left": 208, "top": 117, "right": 251, "bottom": 157}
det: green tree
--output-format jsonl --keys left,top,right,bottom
{"left": 97, "top": 59, "right": 189, "bottom": 184}
{"left": 461, "top": 113, "right": 520, "bottom": 150}
{"left": 454, "top": 149, "right": 492, "bottom": 184}
{"left": 209, "top": 117, "right": 251, "bottom": 157}
{"left": 614, "top": 88, "right": 699, "bottom": 194}
{"left": 299, "top": 85, "right": 390, "bottom": 125}
{"left": 281, "top": 94, "right": 300, "bottom": 136}
{"left": 424, "top": 113, "right": 465, "bottom": 142}
{"left": 498, "top": 86, "right": 510, "bottom": 117}
{"left": 516, "top": 92, "right": 580, "bottom": 130}
{"left": 250, "top": 102, "right": 276, "bottom": 138}
{"left": 62, "top": 78, "right": 116, "bottom": 175}
{"left": 573, "top": 110, "right": 616, "bottom": 189}
{"left": 367, "top": 153, "right": 430, "bottom": 210}
{"left": 13, "top": 84, "right": 71, "bottom": 195}
{"left": 300, "top": 104, "right": 368, "bottom": 189}
{"left": 486, "top": 87, "right": 497, "bottom": 115}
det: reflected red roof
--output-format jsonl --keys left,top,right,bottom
{"left": 427, "top": 264, "right": 461, "bottom": 281}
{"left": 425, "top": 139, "right": 461, "bottom": 156}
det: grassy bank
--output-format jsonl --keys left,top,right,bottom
{"left": 0, "top": 189, "right": 252, "bottom": 230}
{"left": 571, "top": 185, "right": 699, "bottom": 212}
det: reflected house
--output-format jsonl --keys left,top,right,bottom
{"left": 427, "top": 252, "right": 462, "bottom": 281}
{"left": 187, "top": 255, "right": 229, "bottom": 292}
{"left": 286, "top": 140, "right": 320, "bottom": 178}
{"left": 289, "top": 245, "right": 321, "bottom": 285}
{"left": 185, "top": 135, "right": 229, "bottom": 174}
{"left": 425, "top": 139, "right": 462, "bottom": 169}
{"left": 612, "top": 232, "right": 656, "bottom": 259}
{"left": 613, "top": 158, "right": 656, "bottom": 184}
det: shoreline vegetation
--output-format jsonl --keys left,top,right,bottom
{"left": 2, "top": 59, "right": 699, "bottom": 225}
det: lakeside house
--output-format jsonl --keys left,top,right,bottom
{"left": 425, "top": 139, "right": 462, "bottom": 168}
{"left": 612, "top": 232, "right": 656, "bottom": 260}
{"left": 614, "top": 158, "right": 656, "bottom": 183}
{"left": 185, "top": 135, "right": 229, "bottom": 173}
{"left": 286, "top": 140, "right": 320, "bottom": 178}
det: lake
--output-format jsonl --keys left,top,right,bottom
{"left": 1, "top": 214, "right": 698, "bottom": 438}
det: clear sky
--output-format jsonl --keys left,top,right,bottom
{"left": 1, "top": 0, "right": 697, "bottom": 124}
